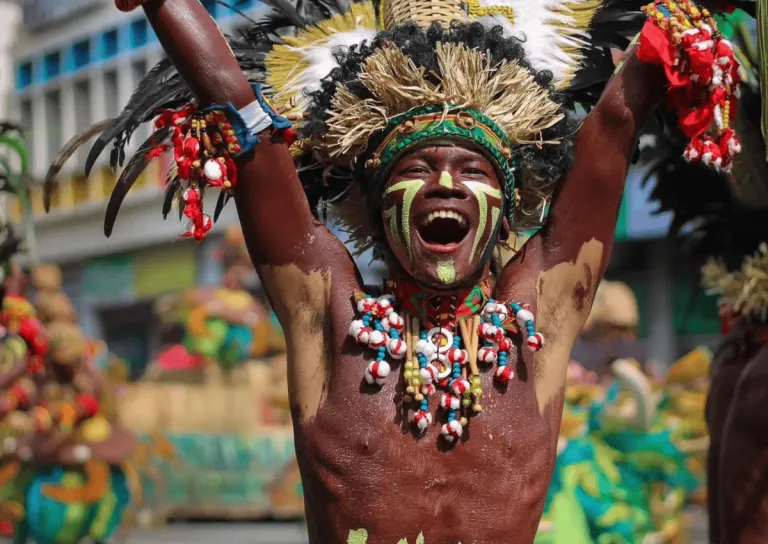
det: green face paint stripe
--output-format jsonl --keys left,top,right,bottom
{"left": 383, "top": 179, "right": 425, "bottom": 257}
{"left": 438, "top": 171, "right": 453, "bottom": 189}
{"left": 464, "top": 182, "right": 502, "bottom": 263}
{"left": 383, "top": 205, "right": 401, "bottom": 248}
{"left": 437, "top": 260, "right": 456, "bottom": 284}
{"left": 490, "top": 206, "right": 500, "bottom": 248}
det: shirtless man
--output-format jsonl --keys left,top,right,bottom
{"left": 68, "top": 0, "right": 742, "bottom": 541}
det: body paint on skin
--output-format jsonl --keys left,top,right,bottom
{"left": 438, "top": 171, "right": 453, "bottom": 189}
{"left": 383, "top": 179, "right": 425, "bottom": 258}
{"left": 383, "top": 206, "right": 401, "bottom": 249}
{"left": 437, "top": 260, "right": 456, "bottom": 284}
{"left": 464, "top": 181, "right": 502, "bottom": 264}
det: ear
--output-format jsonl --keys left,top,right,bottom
{"left": 499, "top": 217, "right": 511, "bottom": 242}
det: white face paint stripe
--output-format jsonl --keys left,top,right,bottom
{"left": 464, "top": 181, "right": 502, "bottom": 264}
{"left": 383, "top": 179, "right": 425, "bottom": 258}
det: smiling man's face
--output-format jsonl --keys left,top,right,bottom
{"left": 380, "top": 144, "right": 506, "bottom": 289}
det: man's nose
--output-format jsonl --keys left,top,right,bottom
{"left": 423, "top": 171, "right": 468, "bottom": 200}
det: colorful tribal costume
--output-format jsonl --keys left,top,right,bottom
{"left": 46, "top": 0, "right": 754, "bottom": 541}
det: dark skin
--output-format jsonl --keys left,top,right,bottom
{"left": 707, "top": 319, "right": 768, "bottom": 543}
{"left": 140, "top": 1, "right": 663, "bottom": 541}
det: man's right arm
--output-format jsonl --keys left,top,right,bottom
{"left": 136, "top": 0, "right": 362, "bottom": 346}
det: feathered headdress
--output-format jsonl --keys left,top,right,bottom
{"left": 44, "top": 0, "right": 753, "bottom": 255}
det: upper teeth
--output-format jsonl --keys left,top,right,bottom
{"left": 423, "top": 211, "right": 467, "bottom": 226}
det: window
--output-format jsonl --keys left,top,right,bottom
{"left": 44, "top": 90, "right": 62, "bottom": 168}
{"left": 72, "top": 40, "right": 90, "bottom": 70}
{"left": 104, "top": 70, "right": 119, "bottom": 118}
{"left": 74, "top": 79, "right": 91, "bottom": 166}
{"left": 16, "top": 62, "right": 32, "bottom": 90}
{"left": 43, "top": 52, "right": 61, "bottom": 80}
{"left": 101, "top": 29, "right": 119, "bottom": 60}
{"left": 130, "top": 19, "right": 148, "bottom": 49}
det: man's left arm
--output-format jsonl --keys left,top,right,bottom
{"left": 541, "top": 45, "right": 665, "bottom": 275}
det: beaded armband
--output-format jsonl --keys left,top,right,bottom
{"left": 638, "top": 0, "right": 741, "bottom": 171}
{"left": 145, "top": 84, "right": 294, "bottom": 241}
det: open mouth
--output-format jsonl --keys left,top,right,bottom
{"left": 417, "top": 211, "right": 470, "bottom": 252}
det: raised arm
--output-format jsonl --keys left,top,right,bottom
{"left": 138, "top": 0, "right": 358, "bottom": 292}
{"left": 541, "top": 44, "right": 664, "bottom": 274}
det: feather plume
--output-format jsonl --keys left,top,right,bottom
{"left": 44, "top": 119, "right": 114, "bottom": 212}
{"left": 104, "top": 127, "right": 172, "bottom": 237}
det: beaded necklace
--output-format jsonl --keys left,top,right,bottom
{"left": 349, "top": 279, "right": 544, "bottom": 443}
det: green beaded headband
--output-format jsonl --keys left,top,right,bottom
{"left": 363, "top": 105, "right": 518, "bottom": 221}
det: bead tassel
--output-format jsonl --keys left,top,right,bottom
{"left": 638, "top": 0, "right": 741, "bottom": 172}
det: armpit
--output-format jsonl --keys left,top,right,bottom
{"left": 257, "top": 264, "right": 332, "bottom": 421}
{"left": 534, "top": 238, "right": 604, "bottom": 414}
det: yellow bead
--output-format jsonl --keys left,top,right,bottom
{"left": 471, "top": 376, "right": 482, "bottom": 386}
{"left": 223, "top": 181, "right": 232, "bottom": 189}
{"left": 405, "top": 361, "right": 414, "bottom": 370}
{"left": 462, "top": 398, "right": 472, "bottom": 407}
{"left": 472, "top": 404, "right": 484, "bottom": 413}
{"left": 460, "top": 417, "right": 468, "bottom": 427}
{"left": 406, "top": 386, "right": 416, "bottom": 395}
{"left": 404, "top": 371, "right": 413, "bottom": 380}
{"left": 471, "top": 388, "right": 483, "bottom": 397}
{"left": 415, "top": 393, "right": 424, "bottom": 402}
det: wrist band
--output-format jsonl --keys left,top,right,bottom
{"left": 206, "top": 83, "right": 295, "bottom": 157}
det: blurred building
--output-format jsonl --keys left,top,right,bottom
{"left": 8, "top": 0, "right": 273, "bottom": 371}
{"left": 7, "top": 1, "right": 720, "bottom": 372}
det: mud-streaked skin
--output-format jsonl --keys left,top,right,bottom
{"left": 132, "top": 4, "right": 664, "bottom": 541}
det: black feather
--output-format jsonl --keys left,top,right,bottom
{"left": 104, "top": 127, "right": 172, "bottom": 237}
{"left": 163, "top": 177, "right": 181, "bottom": 220}
{"left": 44, "top": 118, "right": 114, "bottom": 212}
{"left": 214, "top": 190, "right": 231, "bottom": 222}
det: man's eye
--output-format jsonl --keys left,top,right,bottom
{"left": 463, "top": 168, "right": 488, "bottom": 176}
{"left": 404, "top": 166, "right": 429, "bottom": 175}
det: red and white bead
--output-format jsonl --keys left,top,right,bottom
{"left": 451, "top": 378, "right": 470, "bottom": 396}
{"left": 415, "top": 339, "right": 437, "bottom": 358}
{"left": 365, "top": 360, "right": 391, "bottom": 385}
{"left": 413, "top": 410, "right": 432, "bottom": 432}
{"left": 420, "top": 383, "right": 436, "bottom": 396}
{"left": 368, "top": 329, "right": 388, "bottom": 349}
{"left": 386, "top": 312, "right": 405, "bottom": 331}
{"left": 447, "top": 348, "right": 468, "bottom": 366}
{"left": 375, "top": 298, "right": 394, "bottom": 317}
{"left": 498, "top": 337, "right": 513, "bottom": 352}
{"left": 495, "top": 365, "right": 515, "bottom": 384}
{"left": 387, "top": 338, "right": 407, "bottom": 359}
{"left": 441, "top": 420, "right": 463, "bottom": 442}
{"left": 478, "top": 346, "right": 498, "bottom": 364}
{"left": 526, "top": 333, "right": 545, "bottom": 352}
{"left": 515, "top": 308, "right": 535, "bottom": 328}
{"left": 419, "top": 364, "right": 439, "bottom": 384}
{"left": 440, "top": 393, "right": 461, "bottom": 410}
{"left": 356, "top": 327, "right": 373, "bottom": 345}
{"left": 357, "top": 298, "right": 376, "bottom": 314}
